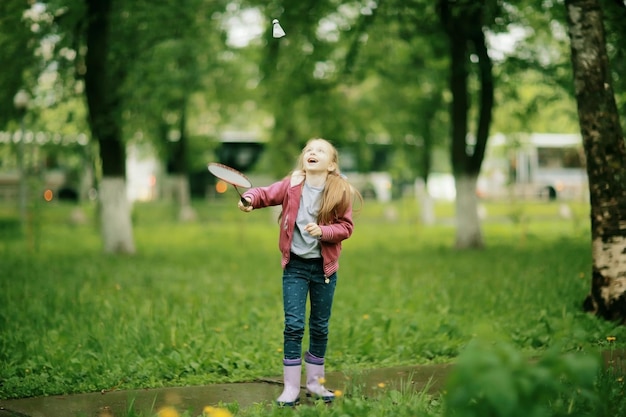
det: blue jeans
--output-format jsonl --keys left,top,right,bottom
{"left": 282, "top": 255, "right": 337, "bottom": 360}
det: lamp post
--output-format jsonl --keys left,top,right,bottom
{"left": 13, "top": 89, "right": 30, "bottom": 226}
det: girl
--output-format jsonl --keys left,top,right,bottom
{"left": 238, "top": 138, "right": 361, "bottom": 406}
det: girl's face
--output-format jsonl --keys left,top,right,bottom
{"left": 301, "top": 139, "right": 337, "bottom": 174}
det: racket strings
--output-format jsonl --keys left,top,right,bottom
{"left": 208, "top": 163, "right": 252, "bottom": 188}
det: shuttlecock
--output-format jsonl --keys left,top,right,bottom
{"left": 272, "top": 19, "right": 286, "bottom": 38}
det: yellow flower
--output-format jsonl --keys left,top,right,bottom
{"left": 334, "top": 390, "right": 343, "bottom": 397}
{"left": 363, "top": 314, "right": 370, "bottom": 320}
{"left": 377, "top": 382, "right": 386, "bottom": 388}
{"left": 318, "top": 377, "right": 326, "bottom": 384}
{"left": 157, "top": 406, "right": 179, "bottom": 417}
{"left": 607, "top": 336, "right": 616, "bottom": 342}
{"left": 203, "top": 406, "right": 233, "bottom": 417}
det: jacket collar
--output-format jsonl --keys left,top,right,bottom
{"left": 290, "top": 170, "right": 305, "bottom": 186}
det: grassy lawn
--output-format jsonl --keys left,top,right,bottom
{"left": 1, "top": 197, "right": 624, "bottom": 416}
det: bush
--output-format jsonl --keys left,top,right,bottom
{"left": 443, "top": 340, "right": 601, "bottom": 417}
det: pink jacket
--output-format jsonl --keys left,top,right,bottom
{"left": 242, "top": 171, "right": 354, "bottom": 277}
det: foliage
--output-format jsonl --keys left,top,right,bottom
{"left": 491, "top": 0, "right": 579, "bottom": 134}
{"left": 5, "top": 0, "right": 622, "bottom": 151}
{"left": 4, "top": 0, "right": 621, "bottom": 185}
{"left": 0, "top": 2, "right": 38, "bottom": 128}
{"left": 444, "top": 340, "right": 600, "bottom": 417}
{"left": 119, "top": 0, "right": 231, "bottom": 171}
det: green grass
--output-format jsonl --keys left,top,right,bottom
{"left": 1, "top": 198, "right": 625, "bottom": 416}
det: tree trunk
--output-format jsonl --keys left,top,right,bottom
{"left": 455, "top": 174, "right": 483, "bottom": 248}
{"left": 415, "top": 178, "right": 435, "bottom": 225}
{"left": 99, "top": 178, "right": 135, "bottom": 253}
{"left": 438, "top": 0, "right": 494, "bottom": 249}
{"left": 85, "top": 0, "right": 135, "bottom": 254}
{"left": 164, "top": 106, "right": 196, "bottom": 222}
{"left": 565, "top": 0, "right": 626, "bottom": 322}
{"left": 166, "top": 174, "right": 196, "bottom": 222}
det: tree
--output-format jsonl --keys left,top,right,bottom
{"left": 83, "top": 0, "right": 135, "bottom": 254}
{"left": 564, "top": 0, "right": 626, "bottom": 322}
{"left": 437, "top": 0, "right": 496, "bottom": 249}
{"left": 45, "top": 0, "right": 226, "bottom": 247}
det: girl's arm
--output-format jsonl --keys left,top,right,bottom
{"left": 242, "top": 177, "right": 290, "bottom": 208}
{"left": 319, "top": 206, "right": 354, "bottom": 242}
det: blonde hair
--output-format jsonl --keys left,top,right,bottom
{"left": 295, "top": 138, "right": 363, "bottom": 224}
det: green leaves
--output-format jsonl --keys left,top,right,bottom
{"left": 443, "top": 340, "right": 601, "bottom": 417}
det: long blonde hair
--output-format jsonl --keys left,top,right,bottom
{"left": 295, "top": 138, "right": 363, "bottom": 224}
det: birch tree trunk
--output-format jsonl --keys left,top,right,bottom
{"left": 565, "top": 0, "right": 626, "bottom": 322}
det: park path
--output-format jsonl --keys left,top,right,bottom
{"left": 0, "top": 363, "right": 451, "bottom": 417}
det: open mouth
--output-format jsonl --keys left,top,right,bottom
{"left": 307, "top": 157, "right": 318, "bottom": 163}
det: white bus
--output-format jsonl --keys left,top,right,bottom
{"left": 478, "top": 133, "right": 588, "bottom": 201}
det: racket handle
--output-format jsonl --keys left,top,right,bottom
{"left": 240, "top": 196, "right": 251, "bottom": 207}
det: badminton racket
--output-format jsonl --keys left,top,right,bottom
{"left": 207, "top": 162, "right": 252, "bottom": 207}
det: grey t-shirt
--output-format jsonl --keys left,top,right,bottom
{"left": 291, "top": 182, "right": 324, "bottom": 259}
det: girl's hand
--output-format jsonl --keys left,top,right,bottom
{"left": 304, "top": 223, "right": 322, "bottom": 238}
{"left": 238, "top": 198, "right": 253, "bottom": 212}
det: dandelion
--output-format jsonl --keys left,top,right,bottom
{"left": 334, "top": 390, "right": 343, "bottom": 397}
{"left": 318, "top": 377, "right": 326, "bottom": 384}
{"left": 157, "top": 406, "right": 179, "bottom": 417}
{"left": 203, "top": 406, "right": 233, "bottom": 417}
{"left": 363, "top": 314, "right": 370, "bottom": 320}
{"left": 607, "top": 336, "right": 618, "bottom": 366}
{"left": 377, "top": 382, "right": 386, "bottom": 388}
